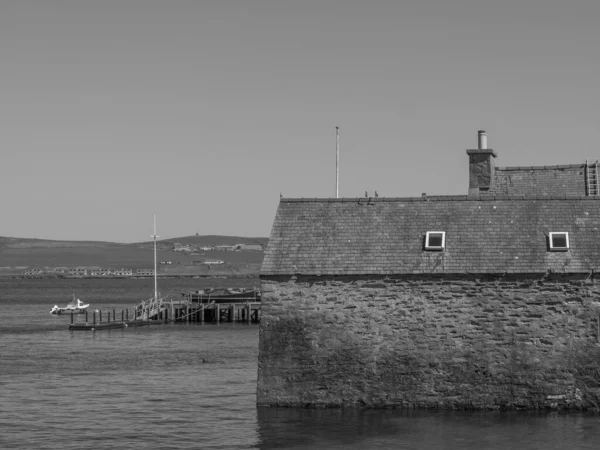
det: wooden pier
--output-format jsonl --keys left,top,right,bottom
{"left": 136, "top": 299, "right": 261, "bottom": 324}
{"left": 67, "top": 299, "right": 261, "bottom": 331}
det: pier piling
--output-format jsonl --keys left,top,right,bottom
{"left": 67, "top": 300, "right": 260, "bottom": 331}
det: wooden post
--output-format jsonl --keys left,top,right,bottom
{"left": 186, "top": 303, "right": 190, "bottom": 324}
{"left": 126, "top": 309, "right": 129, "bottom": 321}
{"left": 229, "top": 305, "right": 234, "bottom": 323}
{"left": 246, "top": 303, "right": 251, "bottom": 324}
{"left": 99, "top": 310, "right": 103, "bottom": 323}
{"left": 200, "top": 304, "right": 204, "bottom": 324}
{"left": 93, "top": 311, "right": 96, "bottom": 326}
{"left": 170, "top": 304, "right": 175, "bottom": 323}
{"left": 113, "top": 309, "right": 116, "bottom": 322}
{"left": 122, "top": 310, "right": 124, "bottom": 322}
{"left": 70, "top": 313, "right": 74, "bottom": 325}
{"left": 214, "top": 304, "right": 219, "bottom": 323}
{"left": 85, "top": 310, "right": 88, "bottom": 323}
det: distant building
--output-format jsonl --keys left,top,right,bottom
{"left": 234, "top": 243, "right": 264, "bottom": 251}
{"left": 24, "top": 269, "right": 44, "bottom": 275}
{"left": 136, "top": 269, "right": 154, "bottom": 276}
{"left": 113, "top": 269, "right": 133, "bottom": 276}
{"left": 68, "top": 268, "right": 87, "bottom": 276}
{"left": 173, "top": 244, "right": 195, "bottom": 253}
{"left": 91, "top": 269, "right": 112, "bottom": 276}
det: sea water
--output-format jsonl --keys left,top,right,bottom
{"left": 1, "top": 278, "right": 600, "bottom": 450}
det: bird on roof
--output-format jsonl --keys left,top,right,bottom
{"left": 375, "top": 191, "right": 379, "bottom": 197}
{"left": 365, "top": 191, "right": 368, "bottom": 198}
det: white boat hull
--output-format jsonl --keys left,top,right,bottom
{"left": 50, "top": 308, "right": 88, "bottom": 315}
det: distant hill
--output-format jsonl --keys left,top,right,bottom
{"left": 0, "top": 235, "right": 268, "bottom": 277}
{"left": 0, "top": 236, "right": 123, "bottom": 249}
{"left": 134, "top": 235, "right": 268, "bottom": 248}
{"left": 0, "top": 235, "right": 268, "bottom": 248}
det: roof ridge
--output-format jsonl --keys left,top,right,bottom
{"left": 281, "top": 195, "right": 599, "bottom": 203}
{"left": 496, "top": 164, "right": 584, "bottom": 171}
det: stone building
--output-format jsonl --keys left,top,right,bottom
{"left": 258, "top": 131, "right": 600, "bottom": 410}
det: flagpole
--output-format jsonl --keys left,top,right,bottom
{"left": 336, "top": 126, "right": 339, "bottom": 198}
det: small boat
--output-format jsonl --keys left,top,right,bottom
{"left": 182, "top": 287, "right": 261, "bottom": 304}
{"left": 50, "top": 295, "right": 90, "bottom": 315}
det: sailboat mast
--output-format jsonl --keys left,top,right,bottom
{"left": 151, "top": 214, "right": 159, "bottom": 302}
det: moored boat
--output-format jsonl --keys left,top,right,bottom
{"left": 182, "top": 288, "right": 261, "bottom": 303}
{"left": 133, "top": 215, "right": 171, "bottom": 321}
{"left": 50, "top": 296, "right": 90, "bottom": 315}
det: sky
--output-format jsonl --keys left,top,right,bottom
{"left": 1, "top": 0, "right": 599, "bottom": 243}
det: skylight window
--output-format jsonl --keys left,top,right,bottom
{"left": 549, "top": 232, "right": 569, "bottom": 251}
{"left": 425, "top": 231, "right": 446, "bottom": 250}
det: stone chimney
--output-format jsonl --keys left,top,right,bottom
{"left": 466, "top": 130, "right": 497, "bottom": 197}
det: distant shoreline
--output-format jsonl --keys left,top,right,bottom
{"left": 0, "top": 274, "right": 260, "bottom": 280}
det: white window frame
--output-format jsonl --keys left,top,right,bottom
{"left": 549, "top": 232, "right": 569, "bottom": 251}
{"left": 425, "top": 231, "right": 446, "bottom": 250}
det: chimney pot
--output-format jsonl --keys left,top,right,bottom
{"left": 478, "top": 130, "right": 487, "bottom": 150}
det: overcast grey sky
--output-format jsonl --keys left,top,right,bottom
{"left": 1, "top": 0, "right": 599, "bottom": 242}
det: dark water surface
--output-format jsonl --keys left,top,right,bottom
{"left": 1, "top": 278, "right": 599, "bottom": 449}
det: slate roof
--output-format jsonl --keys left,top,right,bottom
{"left": 261, "top": 196, "right": 600, "bottom": 276}
{"left": 485, "top": 165, "right": 586, "bottom": 197}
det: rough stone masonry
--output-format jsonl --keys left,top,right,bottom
{"left": 258, "top": 274, "right": 600, "bottom": 410}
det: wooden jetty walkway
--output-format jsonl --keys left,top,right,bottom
{"left": 67, "top": 297, "right": 261, "bottom": 331}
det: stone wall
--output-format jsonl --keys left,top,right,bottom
{"left": 258, "top": 274, "right": 600, "bottom": 410}
{"left": 486, "top": 165, "right": 586, "bottom": 197}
